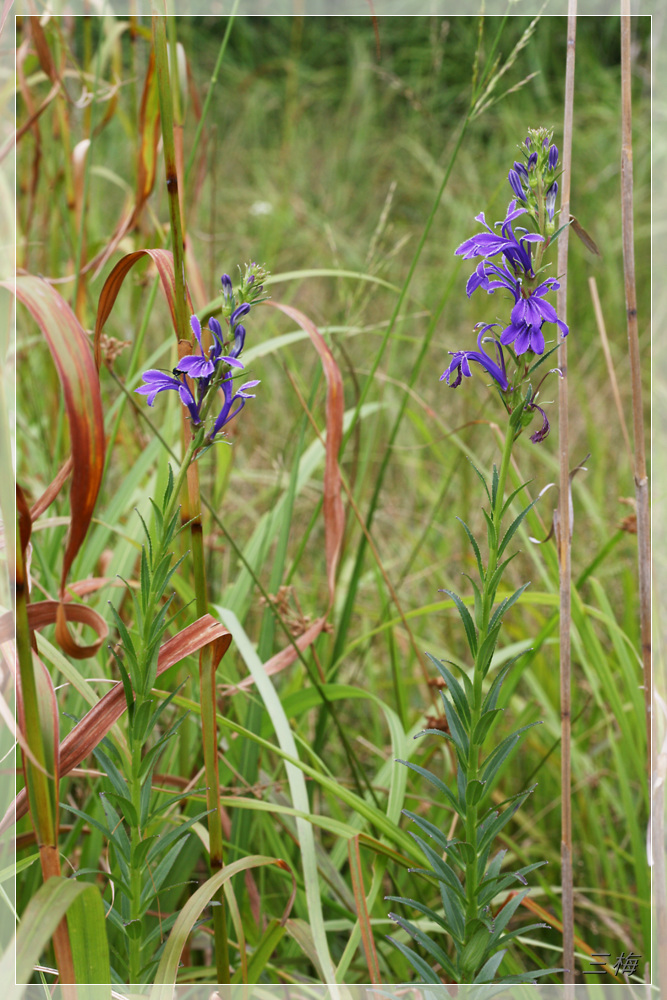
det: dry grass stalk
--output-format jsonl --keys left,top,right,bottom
{"left": 557, "top": 5, "right": 577, "bottom": 990}
{"left": 620, "top": 6, "right": 651, "bottom": 775}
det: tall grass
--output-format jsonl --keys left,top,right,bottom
{"left": 8, "top": 13, "right": 650, "bottom": 987}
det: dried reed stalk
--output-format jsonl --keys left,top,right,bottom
{"left": 557, "top": 5, "right": 577, "bottom": 990}
{"left": 620, "top": 5, "right": 651, "bottom": 775}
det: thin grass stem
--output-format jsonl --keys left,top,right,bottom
{"left": 557, "top": 5, "right": 577, "bottom": 989}
{"left": 620, "top": 5, "right": 651, "bottom": 782}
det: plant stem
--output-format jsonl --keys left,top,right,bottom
{"left": 463, "top": 422, "right": 515, "bottom": 958}
{"left": 558, "top": 6, "right": 577, "bottom": 989}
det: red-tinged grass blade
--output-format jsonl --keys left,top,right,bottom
{"left": 88, "top": 52, "right": 162, "bottom": 281}
{"left": 7, "top": 275, "right": 105, "bottom": 657}
{"left": 137, "top": 49, "right": 161, "bottom": 205}
{"left": 94, "top": 249, "right": 194, "bottom": 368}
{"left": 151, "top": 855, "right": 295, "bottom": 993}
{"left": 29, "top": 457, "right": 72, "bottom": 519}
{"left": 16, "top": 484, "right": 31, "bottom": 562}
{"left": 0, "top": 600, "right": 109, "bottom": 651}
{"left": 28, "top": 16, "right": 60, "bottom": 86}
{"left": 2, "top": 615, "right": 232, "bottom": 832}
{"left": 263, "top": 300, "right": 345, "bottom": 602}
{"left": 348, "top": 834, "right": 383, "bottom": 985}
{"left": 0, "top": 876, "right": 109, "bottom": 993}
{"left": 219, "top": 616, "right": 327, "bottom": 696}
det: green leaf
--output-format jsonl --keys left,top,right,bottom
{"left": 467, "top": 456, "right": 491, "bottom": 504}
{"left": 385, "top": 934, "right": 444, "bottom": 985}
{"left": 385, "top": 895, "right": 463, "bottom": 943}
{"left": 105, "top": 792, "right": 138, "bottom": 828}
{"left": 466, "top": 778, "right": 486, "bottom": 807}
{"left": 67, "top": 880, "right": 112, "bottom": 984}
{"left": 457, "top": 517, "right": 484, "bottom": 579}
{"left": 491, "top": 463, "right": 499, "bottom": 509}
{"left": 480, "top": 722, "right": 542, "bottom": 787}
{"left": 473, "top": 709, "right": 504, "bottom": 746}
{"left": 441, "top": 588, "right": 477, "bottom": 656}
{"left": 441, "top": 695, "right": 469, "bottom": 758}
{"left": 1, "top": 877, "right": 110, "bottom": 994}
{"left": 477, "top": 624, "right": 502, "bottom": 678}
{"left": 397, "top": 760, "right": 465, "bottom": 819}
{"left": 408, "top": 834, "right": 466, "bottom": 900}
{"left": 388, "top": 910, "right": 458, "bottom": 981}
{"left": 146, "top": 810, "right": 211, "bottom": 865}
{"left": 425, "top": 654, "right": 472, "bottom": 728}
{"left": 488, "top": 582, "right": 531, "bottom": 632}
{"left": 139, "top": 837, "right": 190, "bottom": 907}
{"left": 481, "top": 654, "right": 527, "bottom": 713}
{"left": 151, "top": 855, "right": 289, "bottom": 994}
{"left": 477, "top": 787, "right": 535, "bottom": 854}
{"left": 498, "top": 497, "right": 539, "bottom": 557}
{"left": 92, "top": 746, "right": 130, "bottom": 801}
{"left": 473, "top": 949, "right": 507, "bottom": 983}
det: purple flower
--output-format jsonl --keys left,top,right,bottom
{"left": 177, "top": 315, "right": 244, "bottom": 380}
{"left": 221, "top": 274, "right": 233, "bottom": 301}
{"left": 230, "top": 302, "right": 251, "bottom": 327}
{"left": 499, "top": 278, "right": 568, "bottom": 356}
{"left": 440, "top": 325, "right": 509, "bottom": 391}
{"left": 211, "top": 376, "right": 261, "bottom": 439}
{"left": 546, "top": 181, "right": 558, "bottom": 221}
{"left": 135, "top": 370, "right": 201, "bottom": 424}
{"left": 527, "top": 151, "right": 538, "bottom": 171}
{"left": 456, "top": 201, "right": 543, "bottom": 278}
{"left": 508, "top": 169, "right": 526, "bottom": 201}
{"left": 528, "top": 402, "right": 550, "bottom": 443}
{"left": 548, "top": 144, "right": 559, "bottom": 171}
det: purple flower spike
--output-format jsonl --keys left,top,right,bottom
{"left": 221, "top": 274, "right": 233, "bottom": 300}
{"left": 440, "top": 325, "right": 509, "bottom": 392}
{"left": 527, "top": 152, "right": 538, "bottom": 171}
{"left": 548, "top": 144, "right": 559, "bottom": 170}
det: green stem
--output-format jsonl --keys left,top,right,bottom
{"left": 128, "top": 737, "right": 144, "bottom": 983}
{"left": 463, "top": 421, "right": 516, "bottom": 953}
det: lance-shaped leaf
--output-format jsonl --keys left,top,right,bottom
{"left": 6, "top": 276, "right": 106, "bottom": 658}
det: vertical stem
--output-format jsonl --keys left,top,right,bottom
{"left": 463, "top": 423, "right": 515, "bottom": 957}
{"left": 620, "top": 6, "right": 651, "bottom": 780}
{"left": 153, "top": 14, "right": 229, "bottom": 981}
{"left": 557, "top": 5, "right": 577, "bottom": 989}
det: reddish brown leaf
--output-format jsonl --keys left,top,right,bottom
{"left": 30, "top": 457, "right": 72, "bottom": 520}
{"left": 94, "top": 249, "right": 194, "bottom": 368}
{"left": 6, "top": 276, "right": 106, "bottom": 657}
{"left": 137, "top": 50, "right": 161, "bottom": 204}
{"left": 17, "top": 484, "right": 32, "bottom": 560}
{"left": 0, "top": 600, "right": 109, "bottom": 650}
{"left": 1, "top": 615, "right": 232, "bottom": 832}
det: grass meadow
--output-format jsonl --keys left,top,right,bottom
{"left": 6, "top": 12, "right": 651, "bottom": 989}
